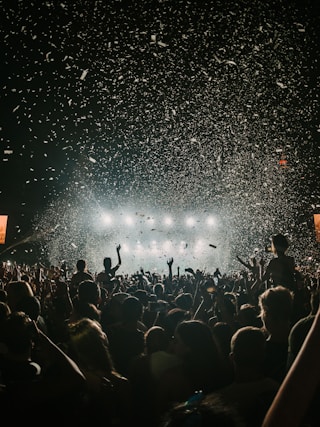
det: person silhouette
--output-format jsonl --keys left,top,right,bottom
{"left": 96, "top": 244, "right": 122, "bottom": 296}
{"left": 69, "top": 259, "right": 94, "bottom": 298}
{"left": 259, "top": 234, "right": 297, "bottom": 291}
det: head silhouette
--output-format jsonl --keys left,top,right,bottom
{"left": 103, "top": 257, "right": 112, "bottom": 271}
{"left": 271, "top": 233, "right": 289, "bottom": 255}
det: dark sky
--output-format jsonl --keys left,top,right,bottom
{"left": 1, "top": 0, "right": 319, "bottom": 271}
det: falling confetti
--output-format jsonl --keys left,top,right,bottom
{"left": 0, "top": 0, "right": 319, "bottom": 273}
{"left": 80, "top": 69, "right": 89, "bottom": 81}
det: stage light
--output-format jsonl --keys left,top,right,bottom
{"left": 124, "top": 215, "right": 134, "bottom": 226}
{"left": 186, "top": 217, "right": 195, "bottom": 227}
{"left": 206, "top": 216, "right": 215, "bottom": 226}
{"left": 102, "top": 213, "right": 113, "bottom": 225}
{"left": 164, "top": 216, "right": 173, "bottom": 226}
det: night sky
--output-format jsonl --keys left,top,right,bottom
{"left": 1, "top": 0, "right": 319, "bottom": 274}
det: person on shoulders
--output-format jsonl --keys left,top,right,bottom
{"left": 256, "top": 234, "right": 298, "bottom": 292}
{"left": 96, "top": 244, "right": 122, "bottom": 296}
{"left": 69, "top": 259, "right": 94, "bottom": 298}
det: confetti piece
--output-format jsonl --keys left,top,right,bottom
{"left": 80, "top": 69, "right": 89, "bottom": 80}
{"left": 276, "top": 81, "right": 287, "bottom": 89}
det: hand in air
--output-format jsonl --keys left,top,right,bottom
{"left": 167, "top": 257, "right": 174, "bottom": 267}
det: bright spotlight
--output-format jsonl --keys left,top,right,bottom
{"left": 206, "top": 216, "right": 215, "bottom": 226}
{"left": 102, "top": 213, "right": 113, "bottom": 225}
{"left": 164, "top": 216, "right": 173, "bottom": 226}
{"left": 186, "top": 217, "right": 195, "bottom": 227}
{"left": 124, "top": 215, "right": 134, "bottom": 226}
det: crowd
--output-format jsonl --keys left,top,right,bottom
{"left": 0, "top": 233, "right": 320, "bottom": 426}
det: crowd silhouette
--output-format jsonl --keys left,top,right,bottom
{"left": 0, "top": 233, "right": 319, "bottom": 426}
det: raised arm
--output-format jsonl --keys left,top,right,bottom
{"left": 193, "top": 282, "right": 213, "bottom": 321}
{"left": 116, "top": 244, "right": 122, "bottom": 266}
{"left": 167, "top": 257, "right": 173, "bottom": 289}
{"left": 236, "top": 255, "right": 252, "bottom": 271}
{"left": 9, "top": 321, "right": 86, "bottom": 401}
{"left": 111, "top": 244, "right": 122, "bottom": 276}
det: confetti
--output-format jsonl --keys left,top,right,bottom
{"left": 80, "top": 69, "right": 89, "bottom": 80}
{"left": 0, "top": 0, "right": 318, "bottom": 274}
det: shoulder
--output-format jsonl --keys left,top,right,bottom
{"left": 111, "top": 265, "right": 120, "bottom": 275}
{"left": 96, "top": 270, "right": 104, "bottom": 276}
{"left": 96, "top": 271, "right": 106, "bottom": 280}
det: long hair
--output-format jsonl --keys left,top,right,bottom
{"left": 68, "top": 318, "right": 115, "bottom": 373}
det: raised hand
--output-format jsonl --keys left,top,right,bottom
{"left": 167, "top": 257, "right": 174, "bottom": 267}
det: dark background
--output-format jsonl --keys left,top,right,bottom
{"left": 1, "top": 0, "right": 319, "bottom": 273}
